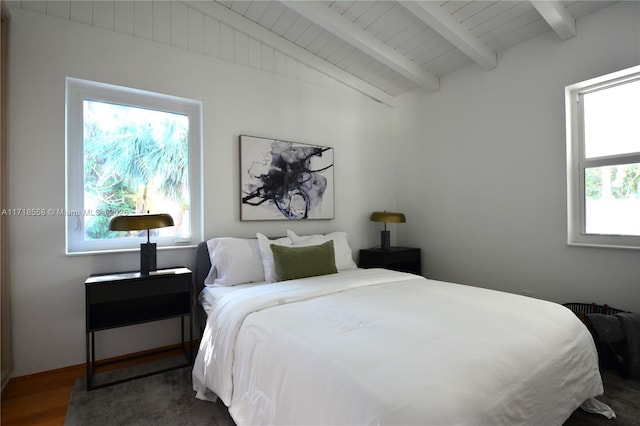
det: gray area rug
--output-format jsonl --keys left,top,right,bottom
{"left": 66, "top": 361, "right": 638, "bottom": 426}
{"left": 65, "top": 365, "right": 234, "bottom": 426}
{"left": 564, "top": 369, "right": 640, "bottom": 425}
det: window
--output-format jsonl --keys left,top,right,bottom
{"left": 566, "top": 65, "right": 640, "bottom": 249}
{"left": 66, "top": 78, "right": 202, "bottom": 254}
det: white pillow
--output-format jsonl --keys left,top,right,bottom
{"left": 256, "top": 233, "right": 293, "bottom": 283}
{"left": 204, "top": 237, "right": 265, "bottom": 286}
{"left": 287, "top": 230, "right": 358, "bottom": 271}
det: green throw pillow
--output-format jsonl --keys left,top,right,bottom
{"left": 271, "top": 240, "right": 338, "bottom": 281}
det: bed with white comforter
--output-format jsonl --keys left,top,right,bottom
{"left": 192, "top": 266, "right": 605, "bottom": 425}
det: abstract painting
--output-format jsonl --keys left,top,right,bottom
{"left": 240, "top": 135, "right": 334, "bottom": 220}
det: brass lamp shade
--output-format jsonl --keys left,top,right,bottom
{"left": 108, "top": 213, "right": 174, "bottom": 232}
{"left": 108, "top": 213, "right": 174, "bottom": 275}
{"left": 370, "top": 211, "right": 406, "bottom": 251}
{"left": 370, "top": 211, "right": 406, "bottom": 224}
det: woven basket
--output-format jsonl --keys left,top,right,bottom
{"left": 563, "top": 302, "right": 625, "bottom": 321}
{"left": 563, "top": 302, "right": 627, "bottom": 371}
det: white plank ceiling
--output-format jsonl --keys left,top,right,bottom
{"left": 13, "top": 1, "right": 617, "bottom": 106}
{"left": 207, "top": 0, "right": 614, "bottom": 104}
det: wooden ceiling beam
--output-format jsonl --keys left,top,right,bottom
{"left": 186, "top": 1, "right": 395, "bottom": 106}
{"left": 399, "top": 0, "right": 497, "bottom": 71}
{"left": 531, "top": 1, "right": 576, "bottom": 40}
{"left": 281, "top": 0, "right": 439, "bottom": 92}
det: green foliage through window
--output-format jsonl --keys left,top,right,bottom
{"left": 83, "top": 100, "right": 189, "bottom": 240}
{"left": 585, "top": 164, "right": 640, "bottom": 201}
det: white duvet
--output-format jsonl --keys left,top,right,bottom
{"left": 192, "top": 268, "right": 603, "bottom": 425}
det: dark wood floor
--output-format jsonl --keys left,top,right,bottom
{"left": 1, "top": 363, "right": 79, "bottom": 426}
{"left": 2, "top": 357, "right": 638, "bottom": 426}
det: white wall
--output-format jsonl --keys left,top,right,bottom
{"left": 8, "top": 8, "right": 395, "bottom": 376}
{"left": 394, "top": 2, "right": 640, "bottom": 312}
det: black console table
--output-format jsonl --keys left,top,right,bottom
{"left": 359, "top": 247, "right": 421, "bottom": 274}
{"left": 85, "top": 267, "right": 193, "bottom": 390}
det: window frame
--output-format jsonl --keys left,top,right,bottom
{"left": 565, "top": 65, "right": 640, "bottom": 250}
{"left": 65, "top": 77, "right": 203, "bottom": 255}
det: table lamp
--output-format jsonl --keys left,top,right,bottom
{"left": 108, "top": 213, "right": 174, "bottom": 275}
{"left": 370, "top": 211, "right": 406, "bottom": 250}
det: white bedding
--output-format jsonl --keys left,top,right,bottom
{"left": 192, "top": 268, "right": 604, "bottom": 425}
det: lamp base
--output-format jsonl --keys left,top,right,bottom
{"left": 140, "top": 242, "right": 157, "bottom": 276}
{"left": 380, "top": 230, "right": 390, "bottom": 251}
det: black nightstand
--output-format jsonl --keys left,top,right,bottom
{"left": 85, "top": 267, "right": 193, "bottom": 390}
{"left": 359, "top": 247, "right": 421, "bottom": 274}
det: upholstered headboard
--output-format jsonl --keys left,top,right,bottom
{"left": 194, "top": 241, "right": 211, "bottom": 334}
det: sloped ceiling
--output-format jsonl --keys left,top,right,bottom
{"left": 189, "top": 1, "right": 614, "bottom": 105}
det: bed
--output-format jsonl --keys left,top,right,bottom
{"left": 191, "top": 232, "right": 609, "bottom": 425}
